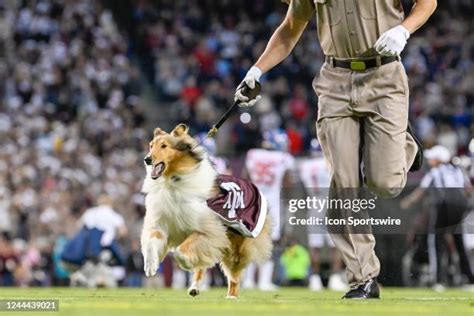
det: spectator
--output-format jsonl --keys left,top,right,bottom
{"left": 0, "top": 0, "right": 146, "bottom": 286}
{"left": 280, "top": 237, "right": 311, "bottom": 287}
{"left": 134, "top": 1, "right": 473, "bottom": 157}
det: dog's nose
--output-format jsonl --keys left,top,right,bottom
{"left": 144, "top": 156, "right": 152, "bottom": 165}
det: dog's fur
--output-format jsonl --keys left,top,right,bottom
{"left": 141, "top": 123, "right": 272, "bottom": 298}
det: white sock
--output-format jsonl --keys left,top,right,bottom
{"left": 258, "top": 260, "right": 274, "bottom": 287}
{"left": 172, "top": 269, "right": 187, "bottom": 289}
{"left": 309, "top": 274, "right": 323, "bottom": 291}
{"left": 242, "top": 263, "right": 257, "bottom": 287}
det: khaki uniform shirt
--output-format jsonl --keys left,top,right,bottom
{"left": 287, "top": 0, "right": 406, "bottom": 58}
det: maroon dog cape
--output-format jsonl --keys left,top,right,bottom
{"left": 206, "top": 175, "right": 267, "bottom": 238}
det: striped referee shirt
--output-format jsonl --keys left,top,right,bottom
{"left": 420, "top": 164, "right": 470, "bottom": 189}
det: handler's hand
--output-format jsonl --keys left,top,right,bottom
{"left": 234, "top": 66, "right": 262, "bottom": 107}
{"left": 374, "top": 25, "right": 410, "bottom": 56}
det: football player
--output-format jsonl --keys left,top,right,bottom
{"left": 243, "top": 128, "right": 294, "bottom": 290}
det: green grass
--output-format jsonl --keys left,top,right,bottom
{"left": 0, "top": 287, "right": 472, "bottom": 316}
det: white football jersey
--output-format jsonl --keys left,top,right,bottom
{"left": 298, "top": 157, "right": 331, "bottom": 192}
{"left": 246, "top": 148, "right": 294, "bottom": 216}
{"left": 299, "top": 157, "right": 334, "bottom": 248}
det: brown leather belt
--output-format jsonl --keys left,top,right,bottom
{"left": 325, "top": 56, "right": 399, "bottom": 71}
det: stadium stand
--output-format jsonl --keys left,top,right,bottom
{"left": 133, "top": 0, "right": 473, "bottom": 156}
{"left": 0, "top": 0, "right": 146, "bottom": 286}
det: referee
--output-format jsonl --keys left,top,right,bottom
{"left": 235, "top": 0, "right": 437, "bottom": 298}
{"left": 401, "top": 145, "right": 474, "bottom": 287}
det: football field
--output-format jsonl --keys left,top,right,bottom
{"left": 0, "top": 287, "right": 472, "bottom": 316}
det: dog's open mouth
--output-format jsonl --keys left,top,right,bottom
{"left": 151, "top": 162, "right": 165, "bottom": 179}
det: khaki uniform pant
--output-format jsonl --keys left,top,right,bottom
{"left": 313, "top": 61, "right": 417, "bottom": 288}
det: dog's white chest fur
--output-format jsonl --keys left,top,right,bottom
{"left": 142, "top": 158, "right": 218, "bottom": 246}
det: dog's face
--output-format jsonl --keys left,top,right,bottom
{"left": 144, "top": 123, "right": 202, "bottom": 180}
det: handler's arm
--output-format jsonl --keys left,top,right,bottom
{"left": 254, "top": 12, "right": 308, "bottom": 73}
{"left": 402, "top": 0, "right": 437, "bottom": 34}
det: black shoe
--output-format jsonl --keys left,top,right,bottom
{"left": 407, "top": 123, "right": 423, "bottom": 172}
{"left": 342, "top": 278, "right": 380, "bottom": 299}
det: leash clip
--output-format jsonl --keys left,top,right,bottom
{"left": 207, "top": 126, "right": 218, "bottom": 138}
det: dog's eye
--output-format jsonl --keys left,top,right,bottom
{"left": 161, "top": 144, "right": 167, "bottom": 149}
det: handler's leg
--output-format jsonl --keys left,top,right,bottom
{"left": 317, "top": 116, "right": 380, "bottom": 288}
{"left": 360, "top": 61, "right": 417, "bottom": 198}
{"left": 315, "top": 63, "right": 380, "bottom": 292}
{"left": 316, "top": 116, "right": 360, "bottom": 189}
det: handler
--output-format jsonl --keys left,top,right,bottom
{"left": 235, "top": 0, "right": 437, "bottom": 299}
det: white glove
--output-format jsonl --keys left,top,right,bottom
{"left": 374, "top": 25, "right": 410, "bottom": 57}
{"left": 234, "top": 66, "right": 262, "bottom": 107}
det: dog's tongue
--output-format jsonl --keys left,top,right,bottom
{"left": 151, "top": 163, "right": 164, "bottom": 178}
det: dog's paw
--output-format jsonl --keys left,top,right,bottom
{"left": 174, "top": 249, "right": 193, "bottom": 271}
{"left": 225, "top": 295, "right": 237, "bottom": 299}
{"left": 143, "top": 239, "right": 164, "bottom": 277}
{"left": 143, "top": 251, "right": 159, "bottom": 277}
{"left": 188, "top": 287, "right": 200, "bottom": 297}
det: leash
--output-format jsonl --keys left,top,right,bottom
{"left": 206, "top": 82, "right": 261, "bottom": 139}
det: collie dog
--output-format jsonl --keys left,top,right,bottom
{"left": 141, "top": 123, "right": 272, "bottom": 298}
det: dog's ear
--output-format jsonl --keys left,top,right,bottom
{"left": 171, "top": 123, "right": 189, "bottom": 137}
{"left": 173, "top": 140, "right": 192, "bottom": 152}
{"left": 154, "top": 128, "right": 166, "bottom": 138}
{"left": 173, "top": 140, "right": 202, "bottom": 161}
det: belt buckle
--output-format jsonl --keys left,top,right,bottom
{"left": 350, "top": 61, "right": 366, "bottom": 71}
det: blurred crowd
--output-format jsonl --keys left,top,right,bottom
{"left": 0, "top": 0, "right": 147, "bottom": 286}
{"left": 0, "top": 0, "right": 473, "bottom": 288}
{"left": 134, "top": 0, "right": 473, "bottom": 156}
